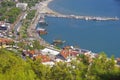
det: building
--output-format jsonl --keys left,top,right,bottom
{"left": 35, "top": 54, "right": 51, "bottom": 62}
{"left": 0, "top": 38, "right": 13, "bottom": 48}
{"left": 16, "top": 3, "right": 28, "bottom": 11}
{"left": 0, "top": 24, "right": 8, "bottom": 30}
{"left": 0, "top": 21, "right": 10, "bottom": 31}
{"left": 60, "top": 46, "right": 79, "bottom": 60}
{"left": 41, "top": 48, "right": 60, "bottom": 56}
{"left": 116, "top": 58, "right": 120, "bottom": 65}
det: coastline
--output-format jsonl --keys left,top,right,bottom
{"left": 40, "top": 0, "right": 119, "bottom": 21}
{"left": 27, "top": 0, "right": 62, "bottom": 51}
{"left": 39, "top": 0, "right": 120, "bottom": 57}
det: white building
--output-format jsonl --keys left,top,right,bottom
{"left": 16, "top": 3, "right": 28, "bottom": 11}
{"left": 41, "top": 48, "right": 60, "bottom": 56}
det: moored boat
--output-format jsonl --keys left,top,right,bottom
{"left": 36, "top": 28, "right": 47, "bottom": 35}
{"left": 52, "top": 39, "right": 66, "bottom": 45}
{"left": 39, "top": 15, "right": 48, "bottom": 26}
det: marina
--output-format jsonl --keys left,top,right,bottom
{"left": 27, "top": 0, "right": 120, "bottom": 57}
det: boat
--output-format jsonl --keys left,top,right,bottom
{"left": 52, "top": 39, "right": 66, "bottom": 45}
{"left": 36, "top": 28, "right": 47, "bottom": 35}
{"left": 39, "top": 15, "right": 48, "bottom": 26}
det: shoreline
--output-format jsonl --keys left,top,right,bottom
{"left": 40, "top": 0, "right": 119, "bottom": 21}
{"left": 37, "top": 0, "right": 120, "bottom": 57}
{"left": 27, "top": 0, "right": 62, "bottom": 51}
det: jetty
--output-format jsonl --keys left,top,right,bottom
{"left": 39, "top": 0, "right": 119, "bottom": 21}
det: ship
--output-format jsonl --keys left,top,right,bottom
{"left": 36, "top": 28, "right": 47, "bottom": 35}
{"left": 38, "top": 15, "right": 48, "bottom": 26}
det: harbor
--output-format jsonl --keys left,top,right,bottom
{"left": 39, "top": 0, "right": 119, "bottom": 21}
{"left": 27, "top": 0, "right": 120, "bottom": 57}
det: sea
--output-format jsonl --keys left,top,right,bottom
{"left": 37, "top": 0, "right": 120, "bottom": 57}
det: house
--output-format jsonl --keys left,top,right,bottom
{"left": 35, "top": 54, "right": 51, "bottom": 62}
{"left": 116, "top": 58, "right": 120, "bottom": 65}
{"left": 35, "top": 54, "right": 55, "bottom": 66}
{"left": 0, "top": 24, "right": 8, "bottom": 30}
{"left": 60, "top": 46, "right": 79, "bottom": 60}
{"left": 22, "top": 50, "right": 35, "bottom": 56}
{"left": 16, "top": 3, "right": 28, "bottom": 11}
{"left": 0, "top": 21, "right": 8, "bottom": 31}
{"left": 0, "top": 21, "right": 10, "bottom": 31}
{"left": 0, "top": 38, "right": 13, "bottom": 48}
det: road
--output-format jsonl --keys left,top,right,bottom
{"left": 14, "top": 12, "right": 26, "bottom": 40}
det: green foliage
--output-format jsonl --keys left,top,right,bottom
{"left": 0, "top": 1, "right": 21, "bottom": 23}
{"left": 0, "top": 8, "right": 7, "bottom": 16}
{"left": 20, "top": 10, "right": 36, "bottom": 38}
{"left": 17, "top": 42, "right": 25, "bottom": 49}
{"left": 0, "top": 49, "right": 120, "bottom": 80}
{"left": 0, "top": 16, "right": 6, "bottom": 21}
{"left": 33, "top": 40, "right": 45, "bottom": 50}
{"left": 5, "top": 7, "right": 21, "bottom": 23}
{"left": 30, "top": 59, "right": 51, "bottom": 80}
{"left": 86, "top": 53, "right": 120, "bottom": 80}
{"left": 1, "top": 1, "right": 15, "bottom": 7}
{"left": 26, "top": 10, "right": 36, "bottom": 20}
{"left": 0, "top": 49, "right": 36, "bottom": 80}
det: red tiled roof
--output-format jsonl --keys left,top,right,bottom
{"left": 69, "top": 50, "right": 78, "bottom": 56}
{"left": 29, "top": 50, "right": 35, "bottom": 55}
{"left": 117, "top": 58, "right": 120, "bottom": 62}
{"left": 60, "top": 50, "right": 70, "bottom": 59}
{"left": 0, "top": 38, "right": 13, "bottom": 43}
{"left": 60, "top": 47, "right": 79, "bottom": 59}
{"left": 35, "top": 54, "right": 51, "bottom": 62}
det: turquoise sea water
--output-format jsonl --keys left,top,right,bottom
{"left": 38, "top": 0, "right": 120, "bottom": 57}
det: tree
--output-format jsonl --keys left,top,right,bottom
{"left": 33, "top": 40, "right": 44, "bottom": 50}
{"left": 86, "top": 53, "right": 120, "bottom": 80}
{"left": 0, "top": 49, "right": 36, "bottom": 80}
{"left": 30, "top": 59, "right": 51, "bottom": 80}
{"left": 1, "top": 1, "right": 15, "bottom": 7}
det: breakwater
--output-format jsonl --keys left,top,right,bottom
{"left": 39, "top": 0, "right": 119, "bottom": 21}
{"left": 45, "top": 13, "right": 119, "bottom": 21}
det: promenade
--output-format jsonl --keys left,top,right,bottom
{"left": 39, "top": 0, "right": 119, "bottom": 21}
{"left": 27, "top": 1, "right": 61, "bottom": 52}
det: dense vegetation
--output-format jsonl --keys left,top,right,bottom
{"left": 0, "top": 49, "right": 120, "bottom": 80}
{"left": 6, "top": 7, "right": 21, "bottom": 23}
{"left": 0, "top": 1, "right": 21, "bottom": 23}
{"left": 26, "top": 10, "right": 36, "bottom": 20}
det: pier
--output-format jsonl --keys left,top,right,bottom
{"left": 39, "top": 0, "right": 119, "bottom": 21}
{"left": 45, "top": 13, "right": 119, "bottom": 21}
